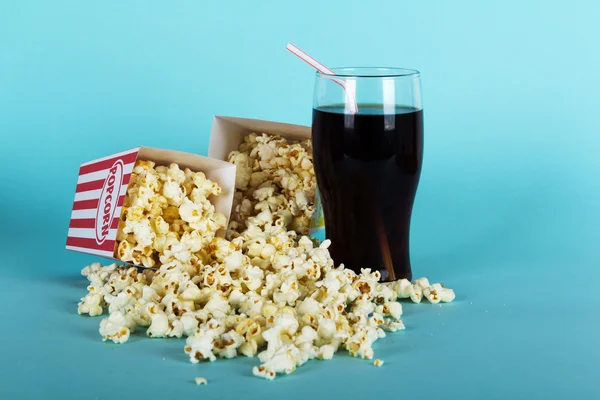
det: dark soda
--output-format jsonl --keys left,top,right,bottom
{"left": 312, "top": 105, "right": 423, "bottom": 282}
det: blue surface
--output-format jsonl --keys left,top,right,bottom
{"left": 1, "top": 1, "right": 600, "bottom": 399}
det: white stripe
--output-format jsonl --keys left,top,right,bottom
{"left": 65, "top": 245, "right": 115, "bottom": 258}
{"left": 74, "top": 188, "right": 101, "bottom": 201}
{"left": 71, "top": 209, "right": 97, "bottom": 219}
{"left": 80, "top": 148, "right": 140, "bottom": 167}
{"left": 77, "top": 163, "right": 135, "bottom": 185}
{"left": 73, "top": 185, "right": 128, "bottom": 202}
{"left": 68, "top": 228, "right": 118, "bottom": 239}
{"left": 71, "top": 204, "right": 124, "bottom": 219}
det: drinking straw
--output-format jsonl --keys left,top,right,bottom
{"left": 286, "top": 42, "right": 358, "bottom": 114}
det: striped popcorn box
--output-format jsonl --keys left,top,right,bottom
{"left": 66, "top": 146, "right": 236, "bottom": 261}
{"left": 208, "top": 116, "right": 325, "bottom": 240}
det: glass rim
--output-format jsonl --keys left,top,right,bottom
{"left": 316, "top": 67, "right": 420, "bottom": 78}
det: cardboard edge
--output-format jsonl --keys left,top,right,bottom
{"left": 214, "top": 116, "right": 311, "bottom": 141}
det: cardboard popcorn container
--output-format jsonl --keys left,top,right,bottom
{"left": 208, "top": 116, "right": 325, "bottom": 240}
{"left": 65, "top": 146, "right": 236, "bottom": 261}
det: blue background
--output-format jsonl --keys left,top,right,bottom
{"left": 1, "top": 1, "right": 599, "bottom": 398}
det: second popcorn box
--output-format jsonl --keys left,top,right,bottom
{"left": 208, "top": 116, "right": 325, "bottom": 240}
{"left": 66, "top": 147, "right": 236, "bottom": 267}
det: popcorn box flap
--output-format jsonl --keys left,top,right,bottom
{"left": 208, "top": 116, "right": 325, "bottom": 239}
{"left": 208, "top": 116, "right": 311, "bottom": 160}
{"left": 66, "top": 146, "right": 236, "bottom": 261}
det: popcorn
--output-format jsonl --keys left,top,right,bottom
{"left": 376, "top": 301, "right": 403, "bottom": 321}
{"left": 374, "top": 359, "right": 384, "bottom": 367}
{"left": 99, "top": 311, "right": 134, "bottom": 344}
{"left": 194, "top": 377, "right": 208, "bottom": 385}
{"left": 253, "top": 344, "right": 301, "bottom": 379}
{"left": 316, "top": 319, "right": 336, "bottom": 344}
{"left": 180, "top": 281, "right": 202, "bottom": 301}
{"left": 381, "top": 320, "right": 405, "bottom": 332}
{"left": 440, "top": 287, "right": 456, "bottom": 303}
{"left": 213, "top": 330, "right": 244, "bottom": 359}
{"left": 104, "top": 290, "right": 137, "bottom": 315}
{"left": 259, "top": 313, "right": 299, "bottom": 362}
{"left": 297, "top": 297, "right": 320, "bottom": 316}
{"left": 163, "top": 180, "right": 185, "bottom": 206}
{"left": 295, "top": 326, "right": 318, "bottom": 347}
{"left": 179, "top": 199, "right": 205, "bottom": 224}
{"left": 77, "top": 133, "right": 457, "bottom": 381}
{"left": 167, "top": 319, "right": 184, "bottom": 338}
{"left": 251, "top": 365, "right": 276, "bottom": 380}
{"left": 77, "top": 293, "right": 103, "bottom": 317}
{"left": 147, "top": 313, "right": 170, "bottom": 338}
{"left": 346, "top": 325, "right": 378, "bottom": 359}
{"left": 242, "top": 265, "right": 264, "bottom": 291}
{"left": 410, "top": 284, "right": 423, "bottom": 304}
{"left": 423, "top": 285, "right": 441, "bottom": 304}
{"left": 272, "top": 274, "right": 300, "bottom": 306}
{"left": 386, "top": 278, "right": 413, "bottom": 298}
{"left": 204, "top": 292, "right": 231, "bottom": 319}
{"left": 318, "top": 344, "right": 335, "bottom": 360}
{"left": 413, "top": 277, "right": 430, "bottom": 289}
{"left": 185, "top": 329, "right": 218, "bottom": 363}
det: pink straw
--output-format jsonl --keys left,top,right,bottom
{"left": 286, "top": 42, "right": 358, "bottom": 114}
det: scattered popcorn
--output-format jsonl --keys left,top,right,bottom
{"left": 413, "top": 277, "right": 430, "bottom": 289}
{"left": 99, "top": 311, "right": 134, "bottom": 344}
{"left": 374, "top": 359, "right": 384, "bottom": 367}
{"left": 252, "top": 365, "right": 276, "bottom": 380}
{"left": 410, "top": 284, "right": 423, "bottom": 304}
{"left": 376, "top": 301, "right": 403, "bottom": 321}
{"left": 76, "top": 133, "right": 456, "bottom": 381}
{"left": 255, "top": 344, "right": 300, "bottom": 376}
{"left": 318, "top": 344, "right": 335, "bottom": 360}
{"left": 423, "top": 285, "right": 441, "bottom": 304}
{"left": 147, "top": 313, "right": 170, "bottom": 338}
{"left": 440, "top": 288, "right": 456, "bottom": 303}
{"left": 381, "top": 319, "right": 405, "bottom": 332}
{"left": 77, "top": 293, "right": 103, "bottom": 316}
{"left": 386, "top": 278, "right": 413, "bottom": 298}
{"left": 194, "top": 377, "right": 208, "bottom": 385}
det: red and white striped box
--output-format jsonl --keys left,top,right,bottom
{"left": 66, "top": 146, "right": 236, "bottom": 261}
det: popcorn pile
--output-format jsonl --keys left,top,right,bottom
{"left": 114, "top": 160, "right": 227, "bottom": 269}
{"left": 77, "top": 133, "right": 456, "bottom": 381}
{"left": 227, "top": 133, "right": 316, "bottom": 236}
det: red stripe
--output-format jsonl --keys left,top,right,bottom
{"left": 72, "top": 195, "right": 125, "bottom": 211}
{"left": 72, "top": 199, "right": 99, "bottom": 210}
{"left": 76, "top": 173, "right": 131, "bottom": 193}
{"left": 79, "top": 152, "right": 138, "bottom": 175}
{"left": 69, "top": 217, "right": 120, "bottom": 229}
{"left": 69, "top": 219, "right": 95, "bottom": 229}
{"left": 66, "top": 236, "right": 116, "bottom": 252}
{"left": 76, "top": 179, "right": 105, "bottom": 192}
